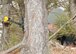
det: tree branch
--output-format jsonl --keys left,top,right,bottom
{"left": 49, "top": 15, "right": 76, "bottom": 40}
{"left": 5, "top": 42, "right": 22, "bottom": 53}
{"left": 0, "top": 42, "right": 25, "bottom": 54}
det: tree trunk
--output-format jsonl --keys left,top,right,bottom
{"left": 21, "top": 0, "right": 49, "bottom": 54}
{"left": 70, "top": 0, "right": 76, "bottom": 17}
{"left": 1, "top": 0, "right": 11, "bottom": 50}
{"left": 70, "top": 0, "right": 76, "bottom": 29}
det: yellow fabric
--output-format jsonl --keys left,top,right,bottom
{"left": 3, "top": 16, "right": 9, "bottom": 22}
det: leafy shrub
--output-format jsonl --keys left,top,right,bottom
{"left": 55, "top": 13, "right": 76, "bottom": 37}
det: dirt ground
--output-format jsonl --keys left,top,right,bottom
{"left": 1, "top": 40, "right": 76, "bottom": 54}
{"left": 49, "top": 40, "right": 76, "bottom": 54}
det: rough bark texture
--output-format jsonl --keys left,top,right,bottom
{"left": 70, "top": 0, "right": 76, "bottom": 28}
{"left": 70, "top": 0, "right": 76, "bottom": 17}
{"left": 1, "top": 0, "right": 11, "bottom": 50}
{"left": 21, "top": 0, "right": 49, "bottom": 54}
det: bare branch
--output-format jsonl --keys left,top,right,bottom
{"left": 0, "top": 42, "right": 25, "bottom": 54}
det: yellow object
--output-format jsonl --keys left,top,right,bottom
{"left": 3, "top": 16, "right": 9, "bottom": 22}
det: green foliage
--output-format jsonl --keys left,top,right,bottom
{"left": 9, "top": 33, "right": 20, "bottom": 47}
{"left": 55, "top": 13, "right": 76, "bottom": 36}
{"left": 5, "top": 21, "right": 23, "bottom": 49}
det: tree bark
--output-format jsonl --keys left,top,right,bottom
{"left": 1, "top": 0, "right": 11, "bottom": 50}
{"left": 70, "top": 0, "right": 76, "bottom": 17}
{"left": 21, "top": 0, "right": 49, "bottom": 54}
{"left": 70, "top": 0, "right": 76, "bottom": 29}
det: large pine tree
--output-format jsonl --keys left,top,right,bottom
{"left": 21, "top": 0, "right": 49, "bottom": 54}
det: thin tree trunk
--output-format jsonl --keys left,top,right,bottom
{"left": 1, "top": 0, "right": 11, "bottom": 50}
{"left": 70, "top": 0, "right": 76, "bottom": 29}
{"left": 70, "top": 0, "right": 76, "bottom": 17}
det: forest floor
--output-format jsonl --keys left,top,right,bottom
{"left": 1, "top": 40, "right": 76, "bottom": 54}
{"left": 49, "top": 40, "right": 76, "bottom": 54}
